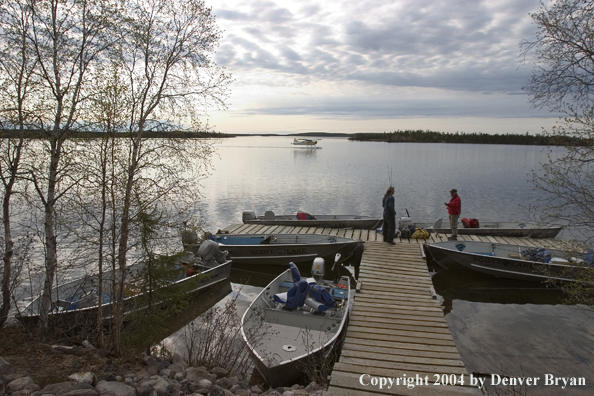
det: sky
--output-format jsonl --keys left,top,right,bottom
{"left": 206, "top": 0, "right": 560, "bottom": 135}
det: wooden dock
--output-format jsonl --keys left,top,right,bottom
{"left": 222, "top": 223, "right": 564, "bottom": 395}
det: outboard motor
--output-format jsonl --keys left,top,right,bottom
{"left": 311, "top": 257, "right": 325, "bottom": 283}
{"left": 242, "top": 210, "right": 256, "bottom": 222}
{"left": 398, "top": 217, "right": 413, "bottom": 231}
{"left": 198, "top": 240, "right": 229, "bottom": 265}
{"left": 181, "top": 229, "right": 200, "bottom": 247}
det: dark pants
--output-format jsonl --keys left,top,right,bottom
{"left": 383, "top": 213, "right": 396, "bottom": 243}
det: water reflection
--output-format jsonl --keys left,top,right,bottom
{"left": 432, "top": 268, "right": 594, "bottom": 395}
{"left": 432, "top": 268, "right": 565, "bottom": 311}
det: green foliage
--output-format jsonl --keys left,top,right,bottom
{"left": 117, "top": 206, "right": 196, "bottom": 352}
{"left": 348, "top": 130, "right": 570, "bottom": 145}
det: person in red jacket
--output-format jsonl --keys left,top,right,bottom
{"left": 444, "top": 189, "right": 461, "bottom": 240}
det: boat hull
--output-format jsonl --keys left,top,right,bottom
{"left": 424, "top": 241, "right": 584, "bottom": 282}
{"left": 17, "top": 260, "right": 232, "bottom": 328}
{"left": 241, "top": 268, "right": 353, "bottom": 388}
{"left": 416, "top": 221, "right": 562, "bottom": 238}
{"left": 202, "top": 234, "right": 362, "bottom": 266}
{"left": 243, "top": 215, "right": 383, "bottom": 230}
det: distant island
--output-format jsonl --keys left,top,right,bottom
{"left": 347, "top": 130, "right": 569, "bottom": 145}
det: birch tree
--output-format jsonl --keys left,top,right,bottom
{"left": 25, "top": 0, "right": 119, "bottom": 326}
{"left": 110, "top": 0, "right": 231, "bottom": 347}
{"left": 0, "top": 0, "right": 38, "bottom": 327}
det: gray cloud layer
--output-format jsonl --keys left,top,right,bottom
{"left": 212, "top": 0, "right": 554, "bottom": 120}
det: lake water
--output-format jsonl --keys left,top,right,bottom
{"left": 186, "top": 136, "right": 592, "bottom": 394}
{"left": 193, "top": 136, "right": 558, "bottom": 231}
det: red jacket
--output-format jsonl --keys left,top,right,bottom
{"left": 447, "top": 195, "right": 461, "bottom": 215}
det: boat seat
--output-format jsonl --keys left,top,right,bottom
{"left": 432, "top": 218, "right": 443, "bottom": 229}
{"left": 285, "top": 279, "right": 310, "bottom": 310}
{"left": 279, "top": 282, "right": 294, "bottom": 290}
{"left": 264, "top": 210, "right": 275, "bottom": 220}
{"left": 304, "top": 297, "right": 333, "bottom": 312}
{"left": 274, "top": 292, "right": 288, "bottom": 304}
{"left": 311, "top": 284, "right": 336, "bottom": 308}
{"left": 289, "top": 262, "right": 301, "bottom": 282}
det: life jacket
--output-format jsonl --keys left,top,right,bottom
{"left": 296, "top": 211, "right": 314, "bottom": 220}
{"left": 461, "top": 218, "right": 479, "bottom": 228}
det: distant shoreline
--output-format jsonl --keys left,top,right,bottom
{"left": 1, "top": 129, "right": 576, "bottom": 146}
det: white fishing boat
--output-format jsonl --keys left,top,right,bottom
{"left": 241, "top": 255, "right": 353, "bottom": 387}
{"left": 415, "top": 218, "right": 563, "bottom": 238}
{"left": 424, "top": 240, "right": 592, "bottom": 282}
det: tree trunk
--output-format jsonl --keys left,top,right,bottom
{"left": 39, "top": 137, "right": 61, "bottom": 327}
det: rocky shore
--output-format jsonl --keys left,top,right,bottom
{"left": 0, "top": 354, "right": 324, "bottom": 396}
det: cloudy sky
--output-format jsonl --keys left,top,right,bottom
{"left": 206, "top": 0, "right": 560, "bottom": 135}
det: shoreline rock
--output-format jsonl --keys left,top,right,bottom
{"left": 0, "top": 355, "right": 324, "bottom": 396}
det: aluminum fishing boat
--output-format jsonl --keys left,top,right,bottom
{"left": 241, "top": 256, "right": 353, "bottom": 387}
{"left": 416, "top": 218, "right": 562, "bottom": 238}
{"left": 424, "top": 240, "right": 591, "bottom": 282}
{"left": 183, "top": 232, "right": 362, "bottom": 266}
{"left": 18, "top": 241, "right": 232, "bottom": 327}
{"left": 242, "top": 210, "right": 383, "bottom": 230}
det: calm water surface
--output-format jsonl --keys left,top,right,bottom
{"left": 194, "top": 136, "right": 557, "bottom": 230}
{"left": 185, "top": 136, "right": 591, "bottom": 393}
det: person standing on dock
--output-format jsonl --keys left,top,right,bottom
{"left": 382, "top": 186, "right": 396, "bottom": 244}
{"left": 445, "top": 189, "right": 461, "bottom": 240}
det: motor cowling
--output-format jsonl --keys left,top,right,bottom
{"left": 311, "top": 257, "right": 325, "bottom": 283}
{"left": 198, "top": 240, "right": 229, "bottom": 264}
{"left": 242, "top": 211, "right": 256, "bottom": 223}
{"left": 398, "top": 217, "right": 414, "bottom": 231}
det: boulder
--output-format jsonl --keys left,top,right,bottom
{"left": 41, "top": 381, "right": 77, "bottom": 395}
{"left": 197, "top": 380, "right": 210, "bottom": 391}
{"left": 57, "top": 384, "right": 95, "bottom": 396}
{"left": 7, "top": 377, "right": 36, "bottom": 393}
{"left": 213, "top": 378, "right": 234, "bottom": 391}
{"left": 10, "top": 383, "right": 40, "bottom": 396}
{"left": 304, "top": 383, "right": 321, "bottom": 393}
{"left": 95, "top": 381, "right": 136, "bottom": 396}
{"left": 62, "top": 390, "right": 99, "bottom": 396}
{"left": 152, "top": 379, "right": 172, "bottom": 396}
{"left": 249, "top": 385, "right": 262, "bottom": 394}
{"left": 0, "top": 358, "right": 17, "bottom": 376}
{"left": 69, "top": 373, "right": 97, "bottom": 386}
{"left": 209, "top": 368, "right": 227, "bottom": 380}
{"left": 185, "top": 369, "right": 215, "bottom": 384}
{"left": 205, "top": 386, "right": 224, "bottom": 396}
